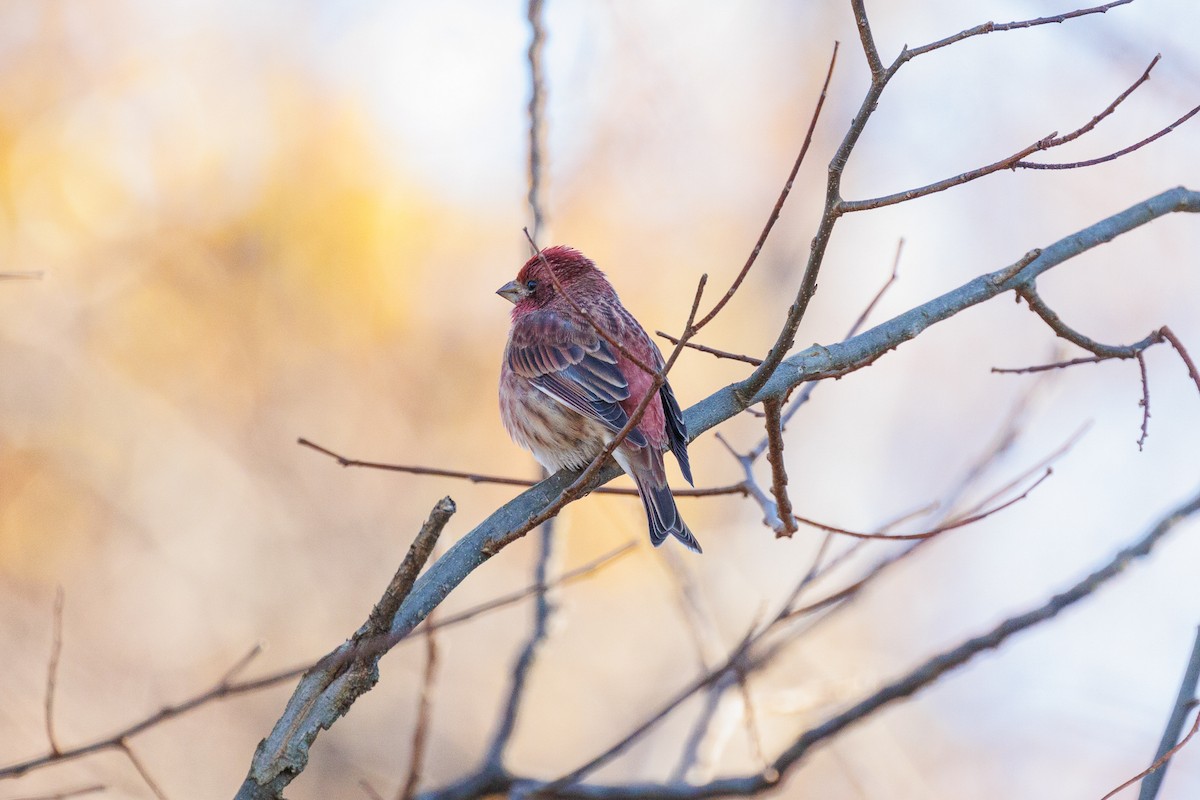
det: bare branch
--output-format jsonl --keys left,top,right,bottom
{"left": 794, "top": 469, "right": 1050, "bottom": 541}
{"left": 1041, "top": 54, "right": 1161, "bottom": 149}
{"left": 840, "top": 132, "right": 1058, "bottom": 213}
{"left": 297, "top": 437, "right": 744, "bottom": 498}
{"left": 655, "top": 331, "right": 762, "bottom": 366}
{"left": 903, "top": 1, "right": 1134, "bottom": 61}
{"left": 10, "top": 785, "right": 105, "bottom": 800}
{"left": 849, "top": 0, "right": 883, "bottom": 78}
{"left": 485, "top": 514, "right": 558, "bottom": 767}
{"left": 843, "top": 51, "right": 1174, "bottom": 212}
{"left": 1101, "top": 626, "right": 1200, "bottom": 800}
{"left": 762, "top": 401, "right": 797, "bottom": 537}
{"left": 1014, "top": 283, "right": 1160, "bottom": 358}
{"left": 0, "top": 270, "right": 44, "bottom": 280}
{"left": 365, "top": 499, "right": 454, "bottom": 638}
{"left": 234, "top": 497, "right": 456, "bottom": 800}
{"left": 119, "top": 739, "right": 169, "bottom": 800}
{"left": 399, "top": 619, "right": 440, "bottom": 800}
{"left": 525, "top": 0, "right": 547, "bottom": 241}
{"left": 1, "top": 642, "right": 266, "bottom": 780}
{"left": 1161, "top": 326, "right": 1200, "bottom": 398}
{"left": 1136, "top": 351, "right": 1151, "bottom": 450}
{"left": 1019, "top": 105, "right": 1200, "bottom": 171}
{"left": 691, "top": 42, "right": 838, "bottom": 334}
{"left": 44, "top": 587, "right": 64, "bottom": 755}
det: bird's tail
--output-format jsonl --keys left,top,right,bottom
{"left": 614, "top": 448, "right": 702, "bottom": 553}
{"left": 637, "top": 478, "right": 702, "bottom": 553}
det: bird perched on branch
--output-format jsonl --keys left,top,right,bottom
{"left": 497, "top": 246, "right": 701, "bottom": 553}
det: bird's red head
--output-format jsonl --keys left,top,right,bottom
{"left": 496, "top": 246, "right": 613, "bottom": 314}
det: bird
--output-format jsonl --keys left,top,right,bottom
{"left": 497, "top": 245, "right": 701, "bottom": 553}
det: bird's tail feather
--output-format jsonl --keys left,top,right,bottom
{"left": 636, "top": 476, "right": 702, "bottom": 554}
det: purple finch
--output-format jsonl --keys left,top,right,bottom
{"left": 497, "top": 246, "right": 701, "bottom": 553}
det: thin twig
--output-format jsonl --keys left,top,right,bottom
{"left": 1102, "top": 625, "right": 1200, "bottom": 800}
{"left": 844, "top": 44, "right": 1167, "bottom": 213}
{"left": 762, "top": 400, "right": 797, "bottom": 536}
{"left": 793, "top": 469, "right": 1051, "bottom": 541}
{"left": 296, "top": 437, "right": 743, "bottom": 498}
{"left": 845, "top": 238, "right": 903, "bottom": 340}
{"left": 903, "top": 1, "right": 1134, "bottom": 60}
{"left": 1019, "top": 105, "right": 1200, "bottom": 171}
{"left": 1015, "top": 283, "right": 1158, "bottom": 358}
{"left": 1136, "top": 351, "right": 1151, "bottom": 450}
{"left": 839, "top": 132, "right": 1058, "bottom": 213}
{"left": 733, "top": 672, "right": 777, "bottom": 783}
{"left": 45, "top": 587, "right": 65, "bottom": 755}
{"left": 655, "top": 332, "right": 762, "bottom": 365}
{"left": 525, "top": 0, "right": 546, "bottom": 241}
{"left": 119, "top": 740, "right": 169, "bottom": 800}
{"left": 0, "top": 270, "right": 44, "bottom": 280}
{"left": 485, "top": 513, "right": 557, "bottom": 767}
{"left": 1, "top": 643, "right": 266, "bottom": 779}
{"left": 399, "top": 618, "right": 440, "bottom": 800}
{"left": 691, "top": 42, "right": 839, "bottom": 334}
{"left": 1160, "top": 326, "right": 1200, "bottom": 397}
{"left": 0, "top": 545, "right": 630, "bottom": 786}
{"left": 10, "top": 785, "right": 105, "bottom": 800}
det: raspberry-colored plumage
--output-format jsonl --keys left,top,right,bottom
{"left": 497, "top": 246, "right": 701, "bottom": 553}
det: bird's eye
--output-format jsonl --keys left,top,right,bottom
{"left": 525, "top": 279, "right": 538, "bottom": 292}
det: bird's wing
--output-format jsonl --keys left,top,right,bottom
{"left": 507, "top": 311, "right": 647, "bottom": 448}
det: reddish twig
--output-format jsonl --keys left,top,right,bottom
{"left": 794, "top": 469, "right": 1051, "bottom": 541}
{"left": 10, "top": 786, "right": 105, "bottom": 800}
{"left": 1, "top": 643, "right": 265, "bottom": 780}
{"left": 1, "top": 542, "right": 638, "bottom": 786}
{"left": 691, "top": 42, "right": 839, "bottom": 334}
{"left": 762, "top": 400, "right": 797, "bottom": 537}
{"left": 296, "top": 437, "right": 744, "bottom": 498}
{"left": 398, "top": 618, "right": 440, "bottom": 800}
{"left": 843, "top": 48, "right": 1172, "bottom": 213}
{"left": 119, "top": 739, "right": 169, "bottom": 800}
{"left": 655, "top": 331, "right": 762, "bottom": 365}
{"left": 1160, "top": 327, "right": 1200, "bottom": 397}
{"left": 1019, "top": 105, "right": 1200, "bottom": 171}
{"left": 44, "top": 588, "right": 64, "bottom": 756}
{"left": 1101, "top": 626, "right": 1200, "bottom": 800}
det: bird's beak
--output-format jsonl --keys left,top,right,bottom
{"left": 496, "top": 280, "right": 524, "bottom": 304}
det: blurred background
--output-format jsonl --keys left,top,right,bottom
{"left": 1, "top": 1, "right": 1199, "bottom": 798}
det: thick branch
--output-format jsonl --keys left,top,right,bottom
{"left": 234, "top": 497, "right": 455, "bottom": 800}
